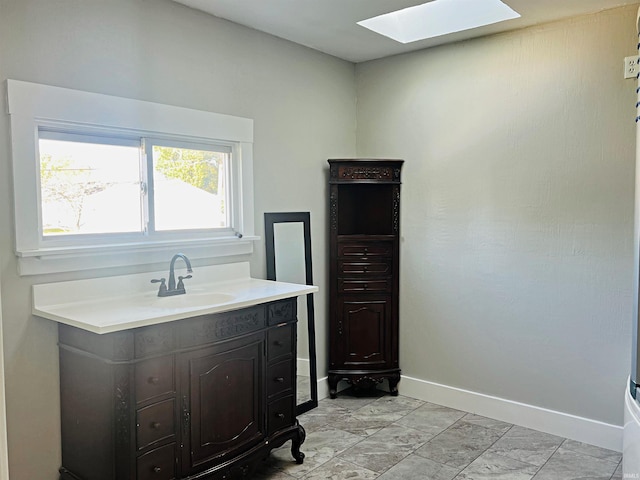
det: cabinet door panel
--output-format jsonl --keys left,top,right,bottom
{"left": 181, "top": 336, "right": 265, "bottom": 472}
{"left": 337, "top": 296, "right": 391, "bottom": 368}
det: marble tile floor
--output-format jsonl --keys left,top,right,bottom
{"left": 254, "top": 389, "right": 623, "bottom": 480}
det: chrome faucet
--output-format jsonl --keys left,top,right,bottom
{"left": 151, "top": 253, "right": 193, "bottom": 297}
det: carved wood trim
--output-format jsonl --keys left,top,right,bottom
{"left": 339, "top": 166, "right": 393, "bottom": 180}
{"left": 215, "top": 312, "right": 262, "bottom": 339}
{"left": 113, "top": 364, "right": 132, "bottom": 478}
{"left": 268, "top": 300, "right": 294, "bottom": 324}
{"left": 330, "top": 188, "right": 338, "bottom": 232}
{"left": 182, "top": 308, "right": 266, "bottom": 347}
{"left": 393, "top": 185, "right": 400, "bottom": 233}
{"left": 135, "top": 324, "right": 174, "bottom": 358}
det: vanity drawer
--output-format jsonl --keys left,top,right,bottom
{"left": 338, "top": 241, "right": 393, "bottom": 258}
{"left": 267, "top": 396, "right": 294, "bottom": 434}
{"left": 136, "top": 399, "right": 175, "bottom": 451}
{"left": 268, "top": 298, "right": 297, "bottom": 326}
{"left": 135, "top": 356, "right": 175, "bottom": 404}
{"left": 338, "top": 278, "right": 392, "bottom": 293}
{"left": 137, "top": 443, "right": 176, "bottom": 480}
{"left": 267, "top": 325, "right": 294, "bottom": 363}
{"left": 338, "top": 259, "right": 392, "bottom": 276}
{"left": 267, "top": 359, "right": 294, "bottom": 400}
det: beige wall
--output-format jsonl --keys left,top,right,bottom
{"left": 0, "top": 0, "right": 355, "bottom": 478}
{"left": 355, "top": 6, "right": 637, "bottom": 426}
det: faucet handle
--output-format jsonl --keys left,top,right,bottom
{"left": 151, "top": 278, "right": 167, "bottom": 296}
{"left": 177, "top": 275, "right": 192, "bottom": 290}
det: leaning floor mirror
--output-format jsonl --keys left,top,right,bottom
{"left": 265, "top": 212, "right": 318, "bottom": 415}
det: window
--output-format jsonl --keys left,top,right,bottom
{"left": 7, "top": 80, "right": 255, "bottom": 275}
{"left": 38, "top": 132, "right": 232, "bottom": 238}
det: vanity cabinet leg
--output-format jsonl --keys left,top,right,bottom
{"left": 389, "top": 373, "right": 400, "bottom": 396}
{"left": 291, "top": 422, "right": 306, "bottom": 464}
{"left": 328, "top": 374, "right": 339, "bottom": 399}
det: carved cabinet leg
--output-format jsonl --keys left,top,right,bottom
{"left": 388, "top": 373, "right": 401, "bottom": 396}
{"left": 328, "top": 374, "right": 339, "bottom": 399}
{"left": 291, "top": 421, "right": 306, "bottom": 464}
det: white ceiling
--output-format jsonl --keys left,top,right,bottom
{"left": 173, "top": 0, "right": 640, "bottom": 63}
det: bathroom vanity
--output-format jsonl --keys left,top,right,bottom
{"left": 32, "top": 263, "right": 317, "bottom": 480}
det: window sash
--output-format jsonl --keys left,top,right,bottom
{"left": 145, "top": 138, "right": 233, "bottom": 235}
{"left": 36, "top": 129, "right": 238, "bottom": 246}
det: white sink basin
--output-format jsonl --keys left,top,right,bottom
{"left": 148, "top": 292, "right": 235, "bottom": 309}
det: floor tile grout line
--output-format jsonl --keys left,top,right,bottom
{"left": 529, "top": 438, "right": 566, "bottom": 480}
{"left": 609, "top": 458, "right": 623, "bottom": 480}
{"left": 557, "top": 438, "right": 623, "bottom": 465}
{"left": 322, "top": 395, "right": 433, "bottom": 476}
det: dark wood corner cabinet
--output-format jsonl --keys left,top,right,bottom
{"left": 57, "top": 298, "right": 305, "bottom": 480}
{"left": 327, "top": 158, "right": 404, "bottom": 399}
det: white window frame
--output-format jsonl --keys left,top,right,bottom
{"left": 6, "top": 80, "right": 257, "bottom": 275}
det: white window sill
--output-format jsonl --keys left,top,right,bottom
{"left": 16, "top": 236, "right": 259, "bottom": 276}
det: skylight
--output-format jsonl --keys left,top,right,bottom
{"left": 357, "top": 0, "right": 520, "bottom": 44}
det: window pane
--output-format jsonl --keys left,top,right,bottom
{"left": 39, "top": 137, "right": 143, "bottom": 236}
{"left": 152, "top": 145, "right": 229, "bottom": 231}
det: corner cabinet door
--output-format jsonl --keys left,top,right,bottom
{"left": 335, "top": 295, "right": 393, "bottom": 369}
{"left": 179, "top": 334, "right": 265, "bottom": 474}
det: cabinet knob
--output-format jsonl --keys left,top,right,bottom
{"left": 148, "top": 376, "right": 160, "bottom": 385}
{"left": 276, "top": 413, "right": 285, "bottom": 419}
{"left": 153, "top": 466, "right": 162, "bottom": 473}
{"left": 151, "top": 422, "right": 161, "bottom": 429}
{"left": 274, "top": 340, "right": 283, "bottom": 347}
{"left": 364, "top": 284, "right": 368, "bottom": 290}
{"left": 274, "top": 377, "right": 285, "bottom": 383}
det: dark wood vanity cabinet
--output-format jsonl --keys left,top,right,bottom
{"left": 57, "top": 298, "right": 304, "bottom": 480}
{"left": 327, "top": 159, "right": 403, "bottom": 399}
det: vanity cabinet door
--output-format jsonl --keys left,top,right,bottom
{"left": 179, "top": 333, "right": 265, "bottom": 474}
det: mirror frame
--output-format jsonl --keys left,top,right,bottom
{"left": 264, "top": 212, "right": 318, "bottom": 415}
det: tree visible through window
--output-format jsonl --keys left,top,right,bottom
{"left": 151, "top": 144, "right": 228, "bottom": 231}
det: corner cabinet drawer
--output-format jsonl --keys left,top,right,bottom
{"left": 267, "top": 396, "right": 294, "bottom": 434}
{"left": 338, "top": 278, "right": 392, "bottom": 293}
{"left": 267, "top": 360, "right": 294, "bottom": 400}
{"left": 137, "top": 443, "right": 177, "bottom": 480}
{"left": 135, "top": 356, "right": 175, "bottom": 404}
{"left": 267, "top": 325, "right": 294, "bottom": 363}
{"left": 338, "top": 260, "right": 392, "bottom": 276}
{"left": 338, "top": 241, "right": 393, "bottom": 258}
{"left": 136, "top": 399, "right": 175, "bottom": 450}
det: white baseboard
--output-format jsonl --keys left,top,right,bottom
{"left": 399, "top": 375, "right": 623, "bottom": 452}
{"left": 317, "top": 376, "right": 330, "bottom": 400}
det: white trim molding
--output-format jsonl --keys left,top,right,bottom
{"left": 6, "top": 79, "right": 257, "bottom": 275}
{"left": 400, "top": 375, "right": 623, "bottom": 452}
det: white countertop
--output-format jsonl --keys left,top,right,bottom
{"left": 32, "top": 262, "right": 318, "bottom": 334}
